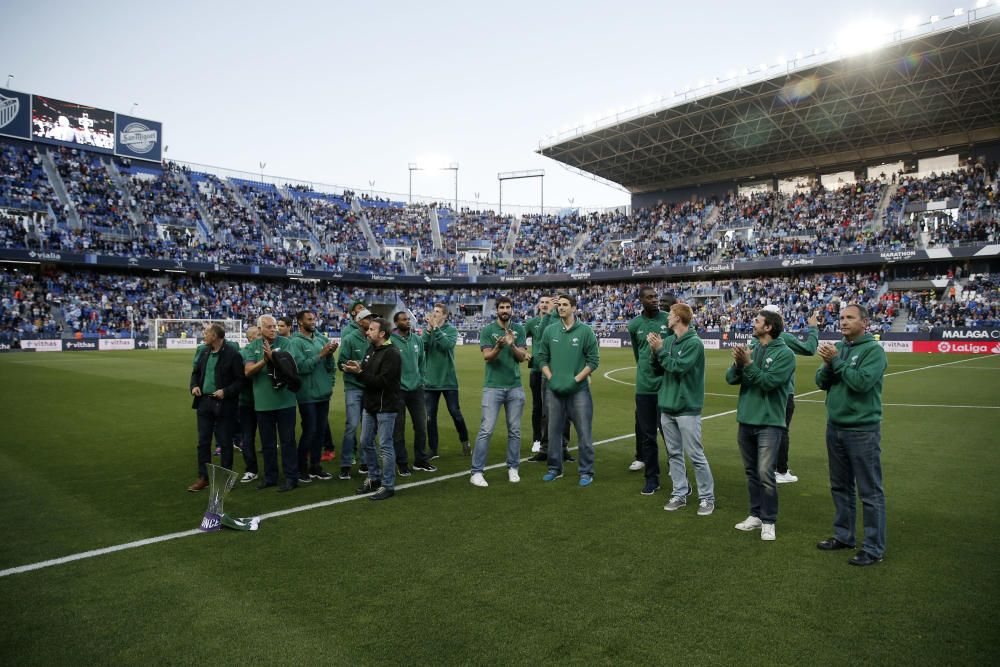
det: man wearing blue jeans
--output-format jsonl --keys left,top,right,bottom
{"left": 470, "top": 296, "right": 528, "bottom": 487}
{"left": 815, "top": 304, "right": 888, "bottom": 566}
{"left": 343, "top": 318, "right": 401, "bottom": 502}
{"left": 536, "top": 294, "right": 600, "bottom": 486}
{"left": 337, "top": 305, "right": 372, "bottom": 479}
{"left": 725, "top": 309, "right": 795, "bottom": 541}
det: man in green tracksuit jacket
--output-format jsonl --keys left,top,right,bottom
{"left": 337, "top": 307, "right": 373, "bottom": 479}
{"left": 290, "top": 309, "right": 338, "bottom": 483}
{"left": 536, "top": 293, "right": 600, "bottom": 486}
{"left": 725, "top": 309, "right": 796, "bottom": 541}
{"left": 391, "top": 310, "right": 433, "bottom": 473}
{"left": 761, "top": 305, "right": 820, "bottom": 483}
{"left": 422, "top": 303, "right": 470, "bottom": 456}
{"left": 815, "top": 304, "right": 887, "bottom": 567}
{"left": 524, "top": 294, "right": 552, "bottom": 454}
{"left": 649, "top": 303, "right": 715, "bottom": 515}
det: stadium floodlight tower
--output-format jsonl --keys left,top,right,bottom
{"left": 408, "top": 162, "right": 459, "bottom": 212}
{"left": 498, "top": 169, "right": 544, "bottom": 215}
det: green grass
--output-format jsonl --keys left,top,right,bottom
{"left": 1, "top": 348, "right": 998, "bottom": 664}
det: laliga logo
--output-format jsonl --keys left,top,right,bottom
{"left": 0, "top": 92, "right": 19, "bottom": 130}
{"left": 938, "top": 342, "right": 951, "bottom": 353}
{"left": 119, "top": 122, "right": 158, "bottom": 154}
{"left": 993, "top": 343, "right": 1000, "bottom": 355}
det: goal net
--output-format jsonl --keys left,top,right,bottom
{"left": 149, "top": 319, "right": 245, "bottom": 350}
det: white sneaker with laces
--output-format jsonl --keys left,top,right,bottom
{"left": 735, "top": 515, "right": 763, "bottom": 531}
{"left": 508, "top": 468, "right": 520, "bottom": 483}
{"left": 531, "top": 441, "right": 542, "bottom": 453}
{"left": 776, "top": 470, "right": 799, "bottom": 483}
{"left": 469, "top": 472, "right": 488, "bottom": 488}
{"left": 628, "top": 460, "right": 645, "bottom": 472}
{"left": 761, "top": 523, "right": 776, "bottom": 541}
{"left": 240, "top": 472, "right": 258, "bottom": 484}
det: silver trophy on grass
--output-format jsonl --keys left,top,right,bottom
{"left": 198, "top": 464, "right": 238, "bottom": 532}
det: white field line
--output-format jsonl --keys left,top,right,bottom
{"left": 795, "top": 399, "right": 999, "bottom": 409}
{"left": 0, "top": 355, "right": 990, "bottom": 579}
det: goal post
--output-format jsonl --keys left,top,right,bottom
{"left": 149, "top": 319, "right": 245, "bottom": 350}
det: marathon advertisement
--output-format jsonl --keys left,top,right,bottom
{"left": 0, "top": 87, "right": 31, "bottom": 140}
{"left": 114, "top": 113, "right": 163, "bottom": 162}
{"left": 914, "top": 340, "right": 1000, "bottom": 355}
{"left": 62, "top": 339, "right": 99, "bottom": 351}
{"left": 32, "top": 95, "right": 115, "bottom": 153}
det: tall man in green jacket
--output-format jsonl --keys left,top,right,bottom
{"left": 524, "top": 294, "right": 552, "bottom": 454}
{"left": 391, "top": 310, "right": 434, "bottom": 473}
{"left": 761, "top": 305, "right": 820, "bottom": 483}
{"left": 649, "top": 303, "right": 715, "bottom": 515}
{"left": 290, "top": 309, "right": 338, "bottom": 483}
{"left": 627, "top": 286, "right": 673, "bottom": 493}
{"left": 536, "top": 294, "right": 600, "bottom": 486}
{"left": 815, "top": 304, "right": 888, "bottom": 567}
{"left": 337, "top": 306, "right": 373, "bottom": 479}
{"left": 725, "top": 309, "right": 796, "bottom": 541}
{"left": 422, "top": 303, "right": 470, "bottom": 456}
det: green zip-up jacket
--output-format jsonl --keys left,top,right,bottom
{"left": 536, "top": 318, "right": 600, "bottom": 396}
{"left": 390, "top": 329, "right": 426, "bottom": 392}
{"left": 338, "top": 322, "right": 369, "bottom": 390}
{"left": 651, "top": 329, "right": 705, "bottom": 416}
{"left": 815, "top": 333, "right": 886, "bottom": 430}
{"left": 240, "top": 335, "right": 301, "bottom": 411}
{"left": 524, "top": 312, "right": 552, "bottom": 371}
{"left": 290, "top": 331, "right": 336, "bottom": 404}
{"left": 422, "top": 323, "right": 459, "bottom": 390}
{"left": 781, "top": 327, "right": 819, "bottom": 394}
{"left": 725, "top": 336, "right": 796, "bottom": 428}
{"left": 628, "top": 311, "right": 671, "bottom": 395}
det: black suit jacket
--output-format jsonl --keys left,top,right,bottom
{"left": 190, "top": 343, "right": 245, "bottom": 411}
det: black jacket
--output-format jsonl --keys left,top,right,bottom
{"left": 357, "top": 342, "right": 402, "bottom": 414}
{"left": 190, "top": 343, "right": 245, "bottom": 411}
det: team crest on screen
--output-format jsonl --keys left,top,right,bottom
{"left": 119, "top": 121, "right": 158, "bottom": 153}
{"left": 0, "top": 93, "right": 18, "bottom": 129}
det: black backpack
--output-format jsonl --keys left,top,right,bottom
{"left": 267, "top": 350, "right": 302, "bottom": 393}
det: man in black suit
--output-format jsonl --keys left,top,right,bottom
{"left": 188, "top": 323, "right": 246, "bottom": 491}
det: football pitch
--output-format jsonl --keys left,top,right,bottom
{"left": 1, "top": 348, "right": 998, "bottom": 664}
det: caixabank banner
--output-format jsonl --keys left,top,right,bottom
{"left": 114, "top": 113, "right": 162, "bottom": 162}
{"left": 0, "top": 87, "right": 31, "bottom": 139}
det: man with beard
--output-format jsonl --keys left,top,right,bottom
{"left": 391, "top": 310, "right": 434, "bottom": 473}
{"left": 337, "top": 306, "right": 373, "bottom": 479}
{"left": 423, "top": 303, "right": 470, "bottom": 457}
{"left": 290, "top": 309, "right": 338, "bottom": 483}
{"left": 469, "top": 296, "right": 528, "bottom": 487}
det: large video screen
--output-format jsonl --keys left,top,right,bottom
{"left": 32, "top": 95, "right": 114, "bottom": 151}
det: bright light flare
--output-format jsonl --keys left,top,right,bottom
{"left": 835, "top": 19, "right": 894, "bottom": 55}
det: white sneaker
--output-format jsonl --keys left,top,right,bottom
{"left": 469, "top": 472, "right": 488, "bottom": 488}
{"left": 508, "top": 468, "right": 520, "bottom": 483}
{"left": 776, "top": 470, "right": 799, "bottom": 483}
{"left": 761, "top": 523, "right": 776, "bottom": 541}
{"left": 735, "top": 515, "right": 762, "bottom": 531}
{"left": 628, "top": 460, "right": 645, "bottom": 472}
{"left": 531, "top": 441, "right": 542, "bottom": 453}
{"left": 240, "top": 472, "right": 258, "bottom": 484}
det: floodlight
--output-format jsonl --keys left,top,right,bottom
{"left": 902, "top": 15, "right": 920, "bottom": 29}
{"left": 954, "top": 8, "right": 965, "bottom": 16}
{"left": 930, "top": 14, "right": 941, "bottom": 22}
{"left": 975, "top": 0, "right": 988, "bottom": 8}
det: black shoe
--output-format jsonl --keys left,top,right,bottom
{"left": 298, "top": 475, "right": 313, "bottom": 484}
{"left": 817, "top": 537, "right": 855, "bottom": 551}
{"left": 640, "top": 480, "right": 661, "bottom": 496}
{"left": 311, "top": 470, "right": 333, "bottom": 481}
{"left": 355, "top": 478, "right": 379, "bottom": 495}
{"left": 370, "top": 486, "right": 395, "bottom": 501}
{"left": 563, "top": 452, "right": 576, "bottom": 462}
{"left": 359, "top": 464, "right": 369, "bottom": 474}
{"left": 397, "top": 465, "right": 412, "bottom": 477}
{"left": 277, "top": 481, "right": 297, "bottom": 492}
{"left": 255, "top": 481, "right": 277, "bottom": 491}
{"left": 430, "top": 453, "right": 440, "bottom": 460}
{"left": 528, "top": 452, "right": 548, "bottom": 462}
{"left": 461, "top": 441, "right": 471, "bottom": 455}
{"left": 848, "top": 550, "right": 884, "bottom": 566}
{"left": 413, "top": 461, "right": 438, "bottom": 472}
{"left": 338, "top": 467, "right": 351, "bottom": 480}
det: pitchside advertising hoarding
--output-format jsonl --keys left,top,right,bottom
{"left": 0, "top": 88, "right": 162, "bottom": 162}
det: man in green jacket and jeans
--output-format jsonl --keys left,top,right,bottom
{"left": 337, "top": 307, "right": 373, "bottom": 479}
{"left": 290, "top": 309, "right": 338, "bottom": 483}
{"left": 649, "top": 303, "right": 715, "bottom": 515}
{"left": 815, "top": 304, "right": 888, "bottom": 566}
{"left": 391, "top": 310, "right": 433, "bottom": 473}
{"left": 726, "top": 309, "right": 796, "bottom": 541}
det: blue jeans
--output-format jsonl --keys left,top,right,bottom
{"left": 340, "top": 387, "right": 364, "bottom": 468}
{"left": 471, "top": 386, "right": 526, "bottom": 473}
{"left": 297, "top": 399, "right": 329, "bottom": 475}
{"left": 546, "top": 386, "right": 594, "bottom": 477}
{"left": 661, "top": 413, "right": 714, "bottom": 502}
{"left": 737, "top": 424, "right": 782, "bottom": 523}
{"left": 826, "top": 424, "right": 886, "bottom": 558}
{"left": 360, "top": 410, "right": 398, "bottom": 489}
{"left": 256, "top": 407, "right": 298, "bottom": 485}
{"left": 425, "top": 389, "right": 469, "bottom": 454}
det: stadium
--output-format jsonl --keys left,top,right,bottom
{"left": 1, "top": 2, "right": 999, "bottom": 665}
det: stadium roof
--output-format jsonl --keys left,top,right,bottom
{"left": 537, "top": 9, "right": 1000, "bottom": 194}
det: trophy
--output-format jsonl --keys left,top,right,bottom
{"left": 198, "top": 464, "right": 239, "bottom": 532}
